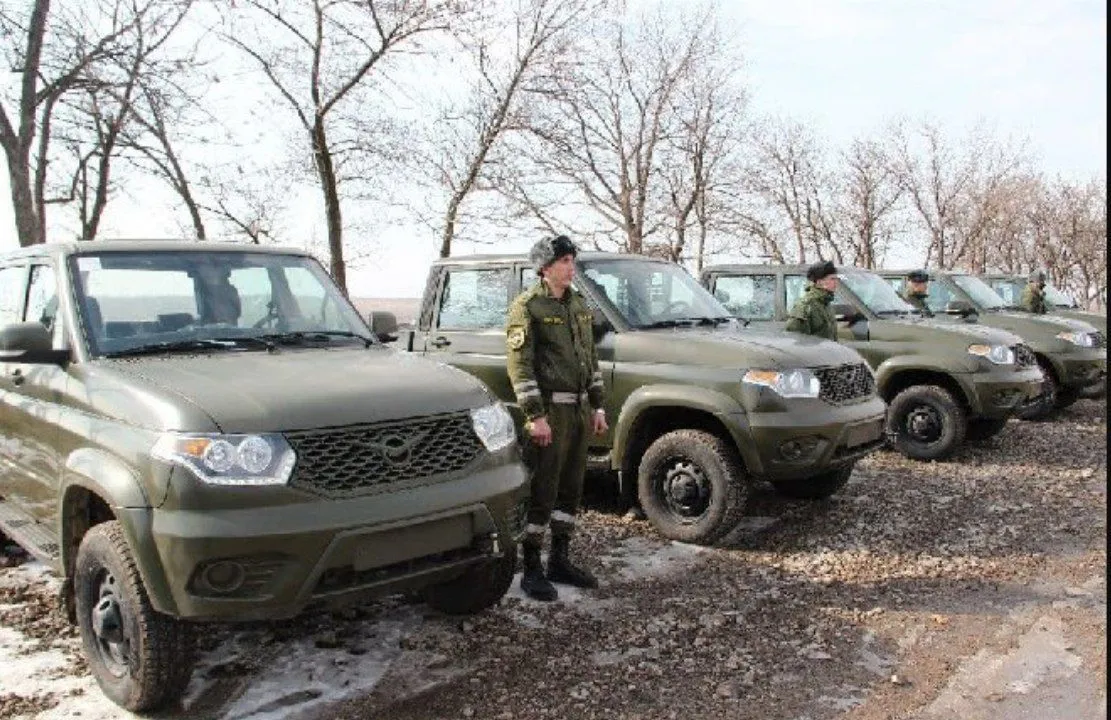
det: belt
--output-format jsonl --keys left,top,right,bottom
{"left": 549, "top": 391, "right": 588, "bottom": 405}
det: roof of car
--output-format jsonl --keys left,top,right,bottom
{"left": 702, "top": 263, "right": 872, "bottom": 274}
{"left": 433, "top": 251, "right": 672, "bottom": 265}
{"left": 3, "top": 240, "right": 313, "bottom": 260}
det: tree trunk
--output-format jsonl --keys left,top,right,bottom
{"left": 7, "top": 159, "right": 41, "bottom": 246}
{"left": 312, "top": 118, "right": 346, "bottom": 292}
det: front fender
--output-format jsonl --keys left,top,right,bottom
{"left": 874, "top": 356, "right": 977, "bottom": 398}
{"left": 613, "top": 384, "right": 746, "bottom": 470}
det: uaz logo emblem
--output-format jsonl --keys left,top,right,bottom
{"left": 357, "top": 432, "right": 427, "bottom": 467}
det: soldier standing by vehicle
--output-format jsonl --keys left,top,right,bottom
{"left": 507, "top": 235, "right": 608, "bottom": 601}
{"left": 1021, "top": 270, "right": 1049, "bottom": 314}
{"left": 786, "top": 260, "right": 839, "bottom": 341}
{"left": 899, "top": 269, "right": 934, "bottom": 317}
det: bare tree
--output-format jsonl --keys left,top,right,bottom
{"left": 889, "top": 120, "right": 1030, "bottom": 270}
{"left": 0, "top": 0, "right": 157, "bottom": 244}
{"left": 497, "top": 1, "right": 738, "bottom": 254}
{"left": 225, "top": 0, "right": 464, "bottom": 292}
{"left": 831, "top": 136, "right": 903, "bottom": 268}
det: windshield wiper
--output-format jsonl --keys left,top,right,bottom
{"left": 637, "top": 317, "right": 732, "bottom": 329}
{"left": 876, "top": 309, "right": 913, "bottom": 317}
{"left": 259, "top": 330, "right": 374, "bottom": 347}
{"left": 104, "top": 339, "right": 244, "bottom": 358}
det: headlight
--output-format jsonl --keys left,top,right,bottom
{"left": 742, "top": 368, "right": 821, "bottom": 398}
{"left": 1056, "top": 331, "right": 1096, "bottom": 348}
{"left": 471, "top": 403, "right": 516, "bottom": 452}
{"left": 153, "top": 433, "right": 296, "bottom": 486}
{"left": 967, "top": 344, "right": 1015, "bottom": 365}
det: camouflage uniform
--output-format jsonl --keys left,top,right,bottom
{"left": 900, "top": 291, "right": 934, "bottom": 317}
{"left": 506, "top": 281, "right": 605, "bottom": 542}
{"left": 1020, "top": 284, "right": 1048, "bottom": 314}
{"left": 786, "top": 284, "right": 837, "bottom": 341}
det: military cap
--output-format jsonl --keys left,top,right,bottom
{"left": 529, "top": 234, "right": 578, "bottom": 270}
{"left": 906, "top": 269, "right": 930, "bottom": 283}
{"left": 806, "top": 260, "right": 837, "bottom": 282}
{"left": 1029, "top": 269, "right": 1046, "bottom": 283}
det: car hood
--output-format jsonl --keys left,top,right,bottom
{"left": 98, "top": 347, "right": 493, "bottom": 433}
{"left": 992, "top": 310, "right": 1096, "bottom": 333}
{"left": 614, "top": 324, "right": 866, "bottom": 370}
{"left": 880, "top": 316, "right": 1024, "bottom": 346}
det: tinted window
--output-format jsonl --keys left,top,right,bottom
{"left": 0, "top": 265, "right": 27, "bottom": 325}
{"left": 581, "top": 258, "right": 729, "bottom": 328}
{"left": 713, "top": 275, "right": 776, "bottom": 320}
{"left": 784, "top": 275, "right": 807, "bottom": 310}
{"left": 437, "top": 268, "right": 514, "bottom": 330}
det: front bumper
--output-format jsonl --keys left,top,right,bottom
{"left": 730, "top": 395, "right": 888, "bottom": 480}
{"left": 960, "top": 365, "right": 1045, "bottom": 419}
{"left": 1056, "top": 352, "right": 1107, "bottom": 393}
{"left": 121, "top": 461, "right": 529, "bottom": 621}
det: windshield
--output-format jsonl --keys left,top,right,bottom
{"left": 987, "top": 278, "right": 1024, "bottom": 307}
{"left": 951, "top": 274, "right": 1006, "bottom": 310}
{"left": 1045, "top": 283, "right": 1077, "bottom": 307}
{"left": 580, "top": 258, "right": 732, "bottom": 328}
{"left": 72, "top": 250, "right": 370, "bottom": 357}
{"left": 839, "top": 271, "right": 916, "bottom": 315}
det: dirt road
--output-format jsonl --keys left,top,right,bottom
{"left": 1, "top": 401, "right": 1105, "bottom": 720}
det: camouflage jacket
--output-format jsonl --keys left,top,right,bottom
{"left": 785, "top": 284, "right": 837, "bottom": 341}
{"left": 900, "top": 290, "right": 934, "bottom": 317}
{"left": 1020, "top": 284, "right": 1048, "bottom": 314}
{"left": 506, "top": 281, "right": 604, "bottom": 420}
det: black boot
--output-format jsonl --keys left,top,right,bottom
{"left": 520, "top": 543, "right": 558, "bottom": 601}
{"left": 547, "top": 536, "right": 599, "bottom": 589}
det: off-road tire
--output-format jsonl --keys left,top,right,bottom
{"left": 637, "top": 429, "right": 748, "bottom": 545}
{"left": 74, "top": 521, "right": 195, "bottom": 712}
{"left": 770, "top": 463, "right": 854, "bottom": 500}
{"left": 424, "top": 544, "right": 517, "bottom": 615}
{"left": 965, "top": 417, "right": 1010, "bottom": 442}
{"left": 886, "top": 385, "right": 968, "bottom": 461}
{"left": 1016, "top": 359, "right": 1059, "bottom": 421}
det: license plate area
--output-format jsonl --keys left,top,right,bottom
{"left": 845, "top": 419, "right": 884, "bottom": 448}
{"left": 351, "top": 514, "right": 473, "bottom": 572}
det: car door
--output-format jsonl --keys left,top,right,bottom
{"left": 420, "top": 264, "right": 518, "bottom": 411}
{"left": 2, "top": 262, "right": 67, "bottom": 524}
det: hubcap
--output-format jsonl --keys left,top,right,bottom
{"left": 658, "top": 459, "right": 711, "bottom": 520}
{"left": 90, "top": 571, "right": 130, "bottom": 677}
{"left": 905, "top": 405, "right": 944, "bottom": 443}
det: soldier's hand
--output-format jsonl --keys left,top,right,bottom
{"left": 592, "top": 409, "right": 608, "bottom": 436}
{"left": 529, "top": 416, "right": 553, "bottom": 446}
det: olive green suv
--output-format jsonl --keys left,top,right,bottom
{"left": 391, "top": 252, "right": 887, "bottom": 547}
{"left": 701, "top": 265, "right": 1044, "bottom": 461}
{"left": 881, "top": 271, "right": 1107, "bottom": 414}
{"left": 0, "top": 242, "right": 527, "bottom": 712}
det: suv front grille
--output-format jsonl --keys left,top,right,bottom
{"left": 815, "top": 363, "right": 875, "bottom": 405}
{"left": 1014, "top": 344, "right": 1036, "bottom": 367}
{"left": 286, "top": 412, "right": 483, "bottom": 498}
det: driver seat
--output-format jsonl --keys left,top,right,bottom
{"left": 200, "top": 282, "right": 242, "bottom": 325}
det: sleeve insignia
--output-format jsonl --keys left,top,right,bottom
{"left": 508, "top": 326, "right": 527, "bottom": 350}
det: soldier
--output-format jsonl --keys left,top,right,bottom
{"left": 507, "top": 235, "right": 608, "bottom": 601}
{"left": 786, "top": 260, "right": 839, "bottom": 341}
{"left": 1020, "top": 270, "right": 1049, "bottom": 314}
{"left": 900, "top": 269, "right": 934, "bottom": 317}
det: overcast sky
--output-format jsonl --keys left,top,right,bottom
{"left": 1, "top": 0, "right": 1105, "bottom": 298}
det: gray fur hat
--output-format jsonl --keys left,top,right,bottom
{"left": 529, "top": 235, "right": 578, "bottom": 272}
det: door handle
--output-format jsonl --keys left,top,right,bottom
{"left": 430, "top": 336, "right": 452, "bottom": 349}
{"left": 11, "top": 368, "right": 24, "bottom": 386}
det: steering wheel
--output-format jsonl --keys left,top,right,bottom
{"left": 253, "top": 302, "right": 281, "bottom": 330}
{"left": 665, "top": 300, "right": 692, "bottom": 316}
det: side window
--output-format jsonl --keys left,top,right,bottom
{"left": 25, "top": 265, "right": 60, "bottom": 338}
{"left": 229, "top": 267, "right": 274, "bottom": 328}
{"left": 0, "top": 265, "right": 27, "bottom": 325}
{"left": 784, "top": 275, "right": 807, "bottom": 310}
{"left": 924, "top": 281, "right": 955, "bottom": 312}
{"left": 713, "top": 275, "right": 776, "bottom": 320}
{"left": 437, "top": 268, "right": 514, "bottom": 330}
{"left": 887, "top": 277, "right": 905, "bottom": 294}
{"left": 991, "top": 281, "right": 1016, "bottom": 306}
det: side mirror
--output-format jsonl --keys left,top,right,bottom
{"left": 831, "top": 303, "right": 859, "bottom": 323}
{"left": 0, "top": 322, "right": 69, "bottom": 365}
{"left": 944, "top": 300, "right": 977, "bottom": 318}
{"left": 367, "top": 311, "right": 399, "bottom": 342}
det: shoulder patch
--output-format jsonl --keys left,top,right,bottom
{"left": 508, "top": 326, "right": 527, "bottom": 350}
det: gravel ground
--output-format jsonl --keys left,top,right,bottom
{"left": 0, "top": 400, "right": 1105, "bottom": 720}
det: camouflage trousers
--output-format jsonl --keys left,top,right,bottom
{"left": 522, "top": 401, "right": 590, "bottom": 546}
